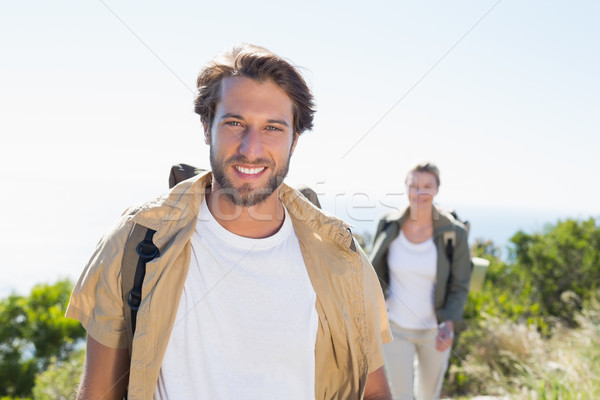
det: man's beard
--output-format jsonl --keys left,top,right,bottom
{"left": 210, "top": 150, "right": 291, "bottom": 207}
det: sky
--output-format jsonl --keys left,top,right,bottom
{"left": 1, "top": 0, "right": 599, "bottom": 296}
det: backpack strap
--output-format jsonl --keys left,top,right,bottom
{"left": 121, "top": 224, "right": 160, "bottom": 356}
{"left": 442, "top": 230, "right": 456, "bottom": 264}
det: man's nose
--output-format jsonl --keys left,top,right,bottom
{"left": 239, "top": 126, "right": 264, "bottom": 159}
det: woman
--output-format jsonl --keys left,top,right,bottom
{"left": 369, "top": 162, "right": 471, "bottom": 400}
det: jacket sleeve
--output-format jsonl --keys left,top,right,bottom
{"left": 368, "top": 217, "right": 392, "bottom": 291}
{"left": 359, "top": 249, "right": 393, "bottom": 374}
{"left": 439, "top": 226, "right": 472, "bottom": 326}
{"left": 65, "top": 215, "right": 133, "bottom": 349}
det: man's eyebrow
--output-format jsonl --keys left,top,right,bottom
{"left": 267, "top": 119, "right": 289, "bottom": 127}
{"left": 220, "top": 113, "right": 244, "bottom": 120}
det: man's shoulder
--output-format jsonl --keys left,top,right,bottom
{"left": 123, "top": 172, "right": 211, "bottom": 231}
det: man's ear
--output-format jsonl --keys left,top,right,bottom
{"left": 202, "top": 119, "right": 210, "bottom": 145}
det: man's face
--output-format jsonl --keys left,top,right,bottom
{"left": 206, "top": 76, "right": 298, "bottom": 207}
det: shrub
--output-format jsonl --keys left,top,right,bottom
{"left": 447, "top": 293, "right": 600, "bottom": 397}
{"left": 510, "top": 218, "right": 600, "bottom": 326}
{"left": 32, "top": 349, "right": 84, "bottom": 400}
{"left": 0, "top": 279, "right": 84, "bottom": 398}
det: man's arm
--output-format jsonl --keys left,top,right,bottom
{"left": 77, "top": 335, "right": 130, "bottom": 400}
{"left": 363, "top": 366, "right": 392, "bottom": 400}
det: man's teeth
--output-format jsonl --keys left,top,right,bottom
{"left": 235, "top": 166, "right": 265, "bottom": 175}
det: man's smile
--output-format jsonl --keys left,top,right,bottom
{"left": 233, "top": 165, "right": 267, "bottom": 176}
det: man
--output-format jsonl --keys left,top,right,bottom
{"left": 66, "top": 44, "right": 392, "bottom": 399}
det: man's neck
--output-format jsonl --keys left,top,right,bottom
{"left": 206, "top": 188, "right": 286, "bottom": 239}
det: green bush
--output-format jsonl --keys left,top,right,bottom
{"left": 511, "top": 218, "right": 600, "bottom": 325}
{"left": 445, "top": 218, "right": 600, "bottom": 397}
{"left": 32, "top": 349, "right": 84, "bottom": 400}
{"left": 447, "top": 291, "right": 600, "bottom": 397}
{"left": 463, "top": 218, "right": 600, "bottom": 334}
{"left": 0, "top": 279, "right": 84, "bottom": 398}
{"left": 463, "top": 256, "right": 547, "bottom": 332}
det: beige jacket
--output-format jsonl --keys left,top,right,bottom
{"left": 66, "top": 171, "right": 392, "bottom": 399}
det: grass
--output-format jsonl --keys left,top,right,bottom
{"left": 444, "top": 295, "right": 600, "bottom": 399}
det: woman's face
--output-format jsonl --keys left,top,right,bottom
{"left": 407, "top": 171, "right": 439, "bottom": 208}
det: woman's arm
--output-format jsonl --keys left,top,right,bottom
{"left": 435, "top": 320, "right": 454, "bottom": 351}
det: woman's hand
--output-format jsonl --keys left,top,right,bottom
{"left": 435, "top": 320, "right": 454, "bottom": 352}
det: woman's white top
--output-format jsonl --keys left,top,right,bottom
{"left": 386, "top": 230, "right": 438, "bottom": 330}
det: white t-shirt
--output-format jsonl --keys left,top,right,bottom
{"left": 386, "top": 230, "right": 438, "bottom": 330}
{"left": 154, "top": 199, "right": 318, "bottom": 399}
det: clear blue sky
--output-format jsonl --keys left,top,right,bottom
{"left": 1, "top": 0, "right": 599, "bottom": 295}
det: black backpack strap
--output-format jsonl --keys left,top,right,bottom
{"left": 121, "top": 224, "right": 160, "bottom": 357}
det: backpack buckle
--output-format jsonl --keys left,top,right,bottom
{"left": 127, "top": 289, "right": 142, "bottom": 310}
{"left": 136, "top": 240, "right": 159, "bottom": 259}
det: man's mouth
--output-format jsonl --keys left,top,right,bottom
{"left": 234, "top": 165, "right": 266, "bottom": 175}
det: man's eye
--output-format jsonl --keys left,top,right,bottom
{"left": 225, "top": 121, "right": 241, "bottom": 126}
{"left": 266, "top": 126, "right": 282, "bottom": 131}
